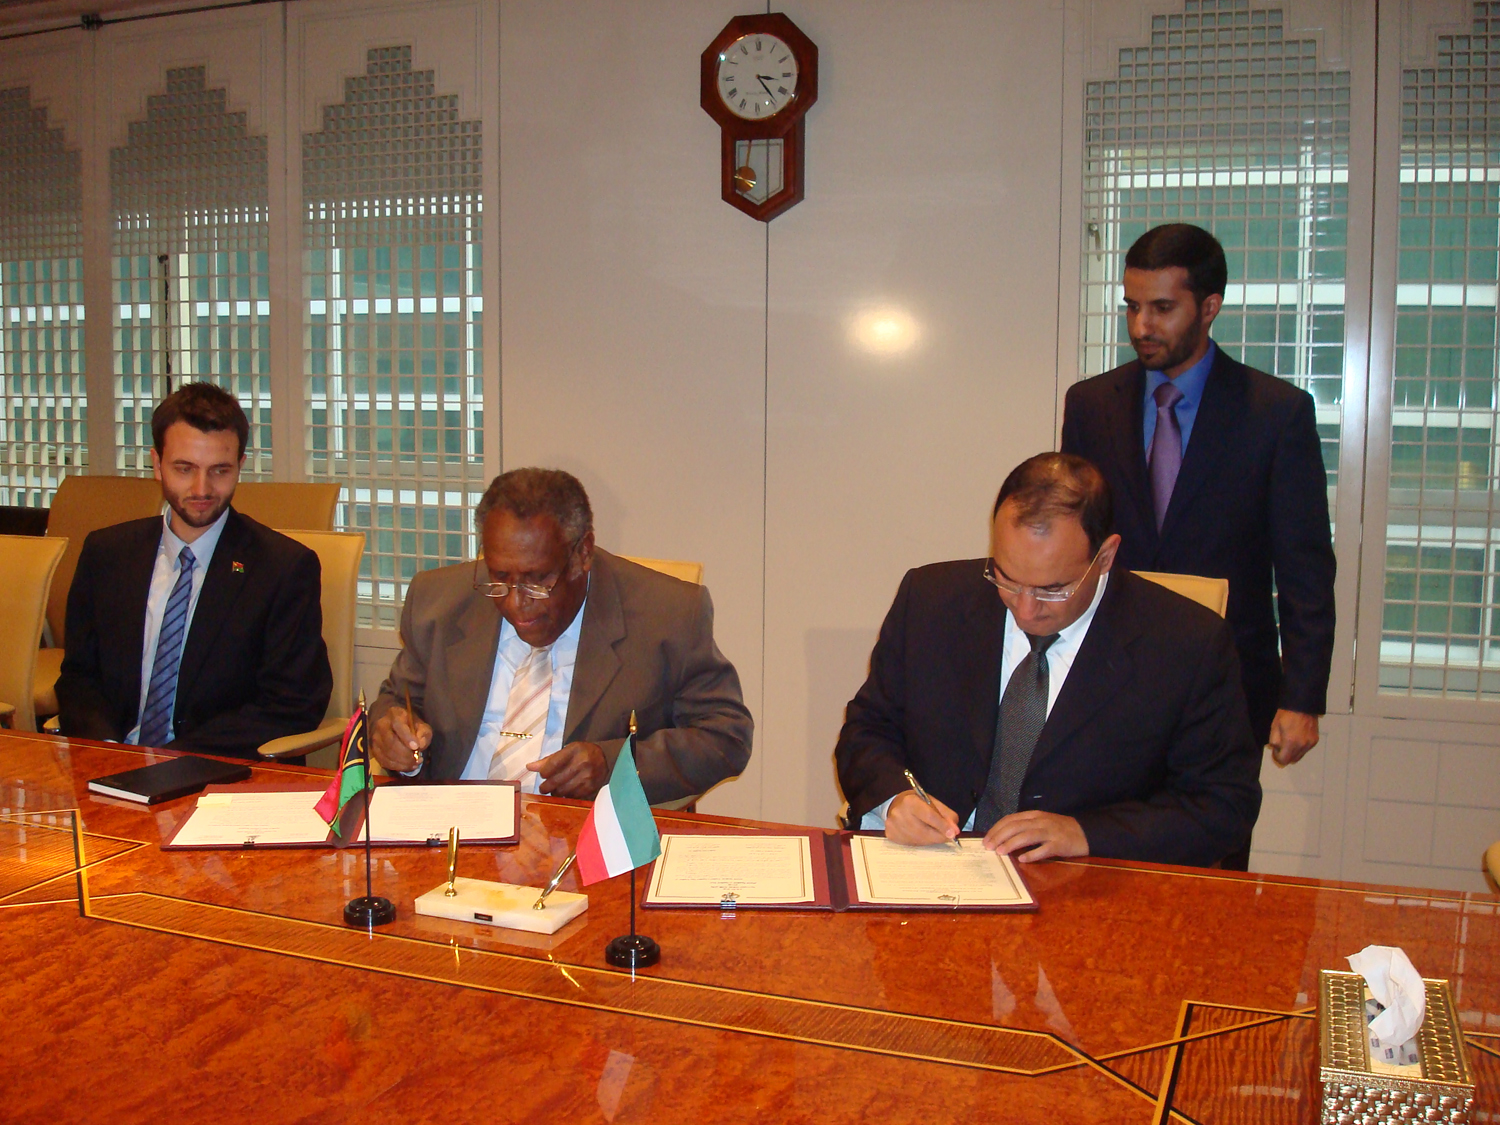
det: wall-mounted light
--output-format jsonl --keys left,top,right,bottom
{"left": 848, "top": 305, "right": 922, "bottom": 357}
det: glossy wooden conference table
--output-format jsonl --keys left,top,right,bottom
{"left": 1, "top": 733, "right": 1495, "bottom": 1124}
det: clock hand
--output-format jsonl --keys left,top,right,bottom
{"left": 757, "top": 75, "right": 776, "bottom": 103}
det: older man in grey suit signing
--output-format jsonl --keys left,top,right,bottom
{"left": 370, "top": 468, "right": 753, "bottom": 804}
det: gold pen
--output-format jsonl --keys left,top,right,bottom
{"left": 533, "top": 852, "right": 576, "bottom": 910}
{"left": 404, "top": 686, "right": 424, "bottom": 770}
{"left": 444, "top": 826, "right": 460, "bottom": 897}
{"left": 903, "top": 768, "right": 963, "bottom": 850}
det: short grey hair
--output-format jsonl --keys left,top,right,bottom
{"left": 475, "top": 468, "right": 593, "bottom": 543}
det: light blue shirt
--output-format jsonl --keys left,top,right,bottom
{"left": 127, "top": 507, "right": 231, "bottom": 745}
{"left": 1142, "top": 340, "right": 1216, "bottom": 456}
{"left": 461, "top": 592, "right": 588, "bottom": 791}
{"left": 861, "top": 572, "right": 1110, "bottom": 832}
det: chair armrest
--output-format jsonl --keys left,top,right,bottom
{"left": 258, "top": 719, "right": 348, "bottom": 759}
{"left": 651, "top": 793, "right": 701, "bottom": 812}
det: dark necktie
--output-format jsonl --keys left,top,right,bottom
{"left": 1149, "top": 381, "right": 1184, "bottom": 530}
{"left": 974, "top": 631, "right": 1061, "bottom": 833}
{"left": 138, "top": 546, "right": 196, "bottom": 748}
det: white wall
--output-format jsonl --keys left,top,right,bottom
{"left": 491, "top": 0, "right": 1068, "bottom": 826}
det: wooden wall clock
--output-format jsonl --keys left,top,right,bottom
{"left": 700, "top": 13, "right": 818, "bottom": 222}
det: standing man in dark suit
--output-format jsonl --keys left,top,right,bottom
{"left": 369, "top": 467, "right": 753, "bottom": 805}
{"left": 56, "top": 383, "right": 332, "bottom": 760}
{"left": 835, "top": 453, "right": 1261, "bottom": 869}
{"left": 1061, "top": 224, "right": 1336, "bottom": 786}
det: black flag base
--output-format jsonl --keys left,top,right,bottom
{"left": 604, "top": 866, "right": 659, "bottom": 968}
{"left": 605, "top": 933, "right": 660, "bottom": 968}
{"left": 344, "top": 895, "right": 396, "bottom": 927}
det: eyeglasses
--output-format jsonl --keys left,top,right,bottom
{"left": 983, "top": 544, "right": 1104, "bottom": 604}
{"left": 472, "top": 545, "right": 577, "bottom": 602}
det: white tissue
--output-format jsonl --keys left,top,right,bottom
{"left": 1347, "top": 944, "right": 1426, "bottom": 1049}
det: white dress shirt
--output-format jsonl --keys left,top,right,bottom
{"left": 862, "top": 571, "right": 1111, "bottom": 831}
{"left": 460, "top": 593, "right": 588, "bottom": 791}
{"left": 126, "top": 507, "right": 230, "bottom": 745}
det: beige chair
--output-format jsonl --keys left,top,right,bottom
{"left": 622, "top": 556, "right": 704, "bottom": 585}
{"left": 0, "top": 535, "right": 68, "bottom": 733}
{"left": 34, "top": 475, "right": 166, "bottom": 718}
{"left": 1134, "top": 570, "right": 1229, "bottom": 618}
{"left": 232, "top": 481, "right": 341, "bottom": 531}
{"left": 257, "top": 530, "right": 365, "bottom": 760}
{"left": 1485, "top": 841, "right": 1500, "bottom": 895}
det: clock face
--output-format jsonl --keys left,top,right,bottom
{"left": 715, "top": 33, "right": 800, "bottom": 121}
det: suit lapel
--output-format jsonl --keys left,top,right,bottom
{"left": 961, "top": 580, "right": 1007, "bottom": 779}
{"left": 119, "top": 520, "right": 162, "bottom": 713}
{"left": 1109, "top": 363, "right": 1156, "bottom": 553}
{"left": 563, "top": 551, "right": 625, "bottom": 742}
{"left": 1029, "top": 572, "right": 1138, "bottom": 769}
{"left": 445, "top": 587, "right": 504, "bottom": 760}
{"left": 1159, "top": 348, "right": 1244, "bottom": 541}
{"left": 174, "top": 511, "right": 251, "bottom": 705}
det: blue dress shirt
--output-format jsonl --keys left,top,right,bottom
{"left": 1142, "top": 340, "right": 1216, "bottom": 456}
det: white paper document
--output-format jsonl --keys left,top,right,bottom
{"left": 849, "top": 836, "right": 1033, "bottom": 907}
{"left": 167, "top": 784, "right": 518, "bottom": 848}
{"left": 645, "top": 833, "right": 817, "bottom": 905}
{"left": 366, "top": 785, "right": 516, "bottom": 842}
{"left": 168, "top": 789, "right": 331, "bottom": 847}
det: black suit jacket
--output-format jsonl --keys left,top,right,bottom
{"left": 56, "top": 507, "right": 333, "bottom": 759}
{"left": 1060, "top": 347, "right": 1336, "bottom": 739}
{"left": 834, "top": 565, "right": 1261, "bottom": 867}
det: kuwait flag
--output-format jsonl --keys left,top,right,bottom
{"left": 575, "top": 737, "right": 661, "bottom": 885}
{"left": 314, "top": 706, "right": 369, "bottom": 843}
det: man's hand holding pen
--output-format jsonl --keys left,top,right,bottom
{"left": 372, "top": 702, "right": 433, "bottom": 773}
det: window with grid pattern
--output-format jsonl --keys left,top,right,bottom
{"left": 303, "top": 46, "right": 485, "bottom": 630}
{"left": 0, "top": 86, "right": 86, "bottom": 507}
{"left": 111, "top": 66, "right": 271, "bottom": 478}
{"left": 1081, "top": 0, "right": 1350, "bottom": 493}
{"left": 1379, "top": 2, "right": 1500, "bottom": 699}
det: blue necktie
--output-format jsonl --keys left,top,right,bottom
{"left": 138, "top": 546, "right": 196, "bottom": 748}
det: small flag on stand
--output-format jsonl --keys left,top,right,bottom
{"left": 575, "top": 736, "right": 660, "bottom": 886}
{"left": 314, "top": 706, "right": 369, "bottom": 844}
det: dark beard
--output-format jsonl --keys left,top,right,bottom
{"left": 1131, "top": 324, "right": 1203, "bottom": 372}
{"left": 168, "top": 494, "right": 231, "bottom": 529}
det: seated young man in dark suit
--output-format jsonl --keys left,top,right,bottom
{"left": 835, "top": 452, "right": 1261, "bottom": 869}
{"left": 56, "top": 383, "right": 332, "bottom": 760}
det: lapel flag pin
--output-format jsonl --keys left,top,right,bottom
{"left": 232, "top": 561, "right": 245, "bottom": 573}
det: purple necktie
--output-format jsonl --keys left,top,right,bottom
{"left": 1149, "top": 381, "right": 1184, "bottom": 530}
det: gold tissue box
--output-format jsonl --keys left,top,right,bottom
{"left": 1319, "top": 970, "right": 1475, "bottom": 1124}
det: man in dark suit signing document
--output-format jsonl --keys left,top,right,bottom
{"left": 835, "top": 453, "right": 1261, "bottom": 869}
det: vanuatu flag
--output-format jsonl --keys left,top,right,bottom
{"left": 314, "top": 706, "right": 369, "bottom": 843}
{"left": 575, "top": 737, "right": 661, "bottom": 886}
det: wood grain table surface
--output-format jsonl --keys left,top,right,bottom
{"left": 0, "top": 731, "right": 1495, "bottom": 1124}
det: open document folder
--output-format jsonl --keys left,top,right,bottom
{"left": 163, "top": 782, "right": 520, "bottom": 849}
{"left": 639, "top": 829, "right": 1036, "bottom": 913}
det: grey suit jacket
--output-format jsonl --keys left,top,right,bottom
{"left": 372, "top": 549, "right": 753, "bottom": 804}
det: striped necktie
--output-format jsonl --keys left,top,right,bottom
{"left": 488, "top": 644, "right": 553, "bottom": 781}
{"left": 138, "top": 546, "right": 196, "bottom": 748}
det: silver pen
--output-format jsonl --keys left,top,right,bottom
{"left": 903, "top": 768, "right": 963, "bottom": 851}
